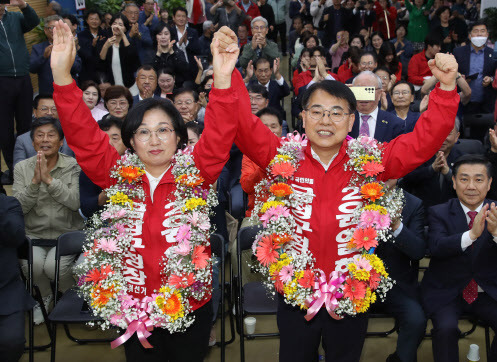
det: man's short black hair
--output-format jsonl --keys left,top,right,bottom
{"left": 137, "top": 64, "right": 157, "bottom": 76}
{"left": 83, "top": 9, "right": 102, "bottom": 24}
{"left": 360, "top": 51, "right": 377, "bottom": 63}
{"left": 98, "top": 116, "right": 123, "bottom": 131}
{"left": 302, "top": 80, "right": 357, "bottom": 114}
{"left": 391, "top": 80, "right": 415, "bottom": 96}
{"left": 469, "top": 19, "right": 487, "bottom": 33}
{"left": 453, "top": 154, "right": 492, "bottom": 178}
{"left": 310, "top": 45, "right": 326, "bottom": 57}
{"left": 254, "top": 57, "right": 271, "bottom": 70}
{"left": 63, "top": 14, "right": 78, "bottom": 26}
{"left": 30, "top": 117, "right": 64, "bottom": 141}
{"left": 246, "top": 84, "right": 269, "bottom": 99}
{"left": 256, "top": 107, "right": 283, "bottom": 126}
{"left": 33, "top": 94, "right": 54, "bottom": 110}
{"left": 173, "top": 6, "right": 188, "bottom": 16}
{"left": 173, "top": 88, "right": 199, "bottom": 103}
{"left": 424, "top": 32, "right": 442, "bottom": 50}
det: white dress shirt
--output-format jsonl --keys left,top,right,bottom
{"left": 145, "top": 166, "right": 170, "bottom": 202}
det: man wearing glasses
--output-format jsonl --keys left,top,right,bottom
{"left": 239, "top": 16, "right": 281, "bottom": 69}
{"left": 30, "top": 15, "right": 82, "bottom": 95}
{"left": 214, "top": 26, "right": 460, "bottom": 361}
{"left": 349, "top": 70, "right": 405, "bottom": 142}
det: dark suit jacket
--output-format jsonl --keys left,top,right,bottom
{"left": 97, "top": 37, "right": 140, "bottom": 88}
{"left": 349, "top": 109, "right": 405, "bottom": 142}
{"left": 0, "top": 194, "right": 35, "bottom": 315}
{"left": 248, "top": 78, "right": 290, "bottom": 114}
{"left": 453, "top": 44, "right": 497, "bottom": 112}
{"left": 391, "top": 110, "right": 420, "bottom": 133}
{"left": 376, "top": 191, "right": 426, "bottom": 299}
{"left": 131, "top": 94, "right": 162, "bottom": 107}
{"left": 421, "top": 198, "right": 497, "bottom": 315}
{"left": 79, "top": 171, "right": 102, "bottom": 219}
{"left": 77, "top": 28, "right": 106, "bottom": 82}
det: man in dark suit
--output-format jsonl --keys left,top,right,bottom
{"left": 248, "top": 57, "right": 290, "bottom": 119}
{"left": 421, "top": 154, "right": 497, "bottom": 362}
{"left": 132, "top": 65, "right": 162, "bottom": 105}
{"left": 0, "top": 194, "right": 35, "bottom": 362}
{"left": 376, "top": 183, "right": 427, "bottom": 362}
{"left": 453, "top": 20, "right": 497, "bottom": 115}
{"left": 349, "top": 71, "right": 405, "bottom": 142}
{"left": 400, "top": 119, "right": 485, "bottom": 210}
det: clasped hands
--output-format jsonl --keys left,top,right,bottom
{"left": 210, "top": 26, "right": 240, "bottom": 89}
{"left": 31, "top": 151, "right": 53, "bottom": 186}
{"left": 469, "top": 203, "right": 497, "bottom": 240}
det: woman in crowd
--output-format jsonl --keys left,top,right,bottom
{"left": 373, "top": 0, "right": 397, "bottom": 39}
{"left": 186, "top": 121, "right": 203, "bottom": 147}
{"left": 292, "top": 48, "right": 311, "bottom": 89}
{"left": 405, "top": 0, "right": 434, "bottom": 51}
{"left": 102, "top": 85, "right": 133, "bottom": 120}
{"left": 329, "top": 30, "right": 349, "bottom": 73}
{"left": 391, "top": 23, "right": 413, "bottom": 79}
{"left": 50, "top": 20, "right": 240, "bottom": 361}
{"left": 95, "top": 72, "right": 112, "bottom": 112}
{"left": 156, "top": 68, "right": 176, "bottom": 100}
{"left": 197, "top": 75, "right": 214, "bottom": 124}
{"left": 389, "top": 80, "right": 420, "bottom": 132}
{"left": 291, "top": 32, "right": 319, "bottom": 68}
{"left": 349, "top": 34, "right": 365, "bottom": 49}
{"left": 370, "top": 31, "right": 384, "bottom": 54}
{"left": 78, "top": 10, "right": 106, "bottom": 83}
{"left": 101, "top": 12, "right": 112, "bottom": 30}
{"left": 432, "top": 6, "right": 467, "bottom": 53}
{"left": 81, "top": 80, "right": 108, "bottom": 122}
{"left": 98, "top": 13, "right": 140, "bottom": 88}
{"left": 359, "top": 26, "right": 374, "bottom": 52}
{"left": 153, "top": 23, "right": 189, "bottom": 88}
{"left": 378, "top": 41, "right": 402, "bottom": 80}
{"left": 375, "top": 66, "right": 395, "bottom": 111}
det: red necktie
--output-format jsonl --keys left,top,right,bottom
{"left": 462, "top": 211, "right": 478, "bottom": 304}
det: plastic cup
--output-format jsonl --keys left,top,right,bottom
{"left": 244, "top": 317, "right": 256, "bottom": 335}
{"left": 467, "top": 344, "right": 480, "bottom": 361}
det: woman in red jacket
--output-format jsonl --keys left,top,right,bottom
{"left": 373, "top": 0, "right": 397, "bottom": 40}
{"left": 49, "top": 21, "right": 239, "bottom": 362}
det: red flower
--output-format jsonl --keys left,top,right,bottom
{"left": 168, "top": 273, "right": 195, "bottom": 288}
{"left": 359, "top": 161, "right": 385, "bottom": 177}
{"left": 352, "top": 227, "right": 378, "bottom": 250}
{"left": 298, "top": 270, "right": 315, "bottom": 289}
{"left": 85, "top": 265, "right": 113, "bottom": 284}
{"left": 256, "top": 236, "right": 280, "bottom": 266}
{"left": 269, "top": 183, "right": 293, "bottom": 197}
{"left": 119, "top": 166, "right": 144, "bottom": 183}
{"left": 369, "top": 270, "right": 381, "bottom": 289}
{"left": 271, "top": 162, "right": 296, "bottom": 179}
{"left": 343, "top": 279, "right": 367, "bottom": 300}
{"left": 192, "top": 245, "right": 209, "bottom": 270}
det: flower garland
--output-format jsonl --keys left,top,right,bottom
{"left": 75, "top": 148, "right": 218, "bottom": 348}
{"left": 251, "top": 134, "right": 404, "bottom": 319}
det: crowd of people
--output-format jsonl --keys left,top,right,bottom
{"left": 0, "top": 0, "right": 497, "bottom": 361}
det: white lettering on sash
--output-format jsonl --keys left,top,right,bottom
{"left": 335, "top": 186, "right": 362, "bottom": 266}
{"left": 290, "top": 184, "right": 315, "bottom": 252}
{"left": 161, "top": 201, "right": 182, "bottom": 243}
{"left": 129, "top": 202, "right": 146, "bottom": 249}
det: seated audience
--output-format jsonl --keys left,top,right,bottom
{"left": 0, "top": 194, "right": 35, "bottom": 362}
{"left": 407, "top": 33, "right": 441, "bottom": 86}
{"left": 14, "top": 117, "right": 84, "bottom": 325}
{"left": 370, "top": 31, "right": 384, "bottom": 54}
{"left": 293, "top": 46, "right": 337, "bottom": 95}
{"left": 30, "top": 15, "right": 82, "bottom": 94}
{"left": 350, "top": 70, "right": 405, "bottom": 142}
{"left": 133, "top": 65, "right": 160, "bottom": 104}
{"left": 291, "top": 31, "right": 320, "bottom": 68}
{"left": 14, "top": 95, "right": 74, "bottom": 167}
{"left": 378, "top": 41, "right": 402, "bottom": 80}
{"left": 390, "top": 80, "right": 420, "bottom": 132}
{"left": 81, "top": 80, "right": 108, "bottom": 122}
{"left": 173, "top": 88, "right": 201, "bottom": 124}
{"left": 329, "top": 30, "right": 349, "bottom": 72}
{"left": 156, "top": 68, "right": 176, "bottom": 100}
{"left": 421, "top": 154, "right": 497, "bottom": 362}
{"left": 102, "top": 85, "right": 133, "bottom": 120}
{"left": 373, "top": 0, "right": 397, "bottom": 39}
{"left": 375, "top": 66, "right": 395, "bottom": 111}
{"left": 77, "top": 10, "right": 106, "bottom": 83}
{"left": 336, "top": 46, "right": 362, "bottom": 83}
{"left": 288, "top": 15, "right": 304, "bottom": 55}
{"left": 239, "top": 16, "right": 282, "bottom": 69}
{"left": 139, "top": 0, "right": 160, "bottom": 31}
{"left": 391, "top": 23, "right": 413, "bottom": 79}
{"left": 210, "top": 0, "right": 246, "bottom": 31}
{"left": 123, "top": 3, "right": 155, "bottom": 65}
{"left": 98, "top": 13, "right": 140, "bottom": 88}
{"left": 432, "top": 6, "right": 467, "bottom": 54}
{"left": 198, "top": 20, "right": 215, "bottom": 55}
{"left": 237, "top": 23, "right": 249, "bottom": 49}
{"left": 237, "top": 0, "right": 261, "bottom": 37}
{"left": 186, "top": 120, "right": 203, "bottom": 147}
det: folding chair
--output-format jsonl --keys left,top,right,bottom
{"left": 236, "top": 225, "right": 279, "bottom": 362}
{"left": 48, "top": 231, "right": 113, "bottom": 362}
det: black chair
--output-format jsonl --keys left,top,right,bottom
{"left": 228, "top": 182, "right": 247, "bottom": 225}
{"left": 236, "top": 225, "right": 279, "bottom": 362}
{"left": 463, "top": 113, "right": 494, "bottom": 141}
{"left": 48, "top": 231, "right": 113, "bottom": 362}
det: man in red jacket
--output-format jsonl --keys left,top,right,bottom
{"left": 408, "top": 33, "right": 442, "bottom": 86}
{"left": 237, "top": 0, "right": 261, "bottom": 36}
{"left": 216, "top": 26, "right": 460, "bottom": 362}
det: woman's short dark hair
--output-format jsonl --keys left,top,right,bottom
{"left": 110, "top": 13, "right": 130, "bottom": 32}
{"left": 103, "top": 85, "right": 133, "bottom": 109}
{"left": 391, "top": 80, "right": 415, "bottom": 96}
{"left": 303, "top": 34, "right": 320, "bottom": 48}
{"left": 370, "top": 31, "right": 385, "bottom": 42}
{"left": 186, "top": 121, "right": 203, "bottom": 138}
{"left": 153, "top": 22, "right": 173, "bottom": 48}
{"left": 98, "top": 116, "right": 123, "bottom": 131}
{"left": 81, "top": 80, "right": 102, "bottom": 105}
{"left": 30, "top": 117, "right": 64, "bottom": 141}
{"left": 435, "top": 5, "right": 451, "bottom": 19}
{"left": 374, "top": 66, "right": 392, "bottom": 76}
{"left": 302, "top": 80, "right": 357, "bottom": 114}
{"left": 256, "top": 107, "right": 283, "bottom": 126}
{"left": 378, "top": 41, "right": 399, "bottom": 74}
{"left": 396, "top": 23, "right": 408, "bottom": 37}
{"left": 158, "top": 67, "right": 175, "bottom": 78}
{"left": 348, "top": 34, "right": 365, "bottom": 48}
{"left": 200, "top": 75, "right": 213, "bottom": 90}
{"left": 121, "top": 98, "right": 188, "bottom": 151}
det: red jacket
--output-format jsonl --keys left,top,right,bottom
{"left": 237, "top": 1, "right": 261, "bottom": 37}
{"left": 229, "top": 70, "right": 459, "bottom": 276}
{"left": 373, "top": 3, "right": 397, "bottom": 39}
{"left": 336, "top": 63, "right": 354, "bottom": 83}
{"left": 240, "top": 155, "right": 266, "bottom": 217}
{"left": 53, "top": 77, "right": 239, "bottom": 311}
{"left": 293, "top": 70, "right": 339, "bottom": 96}
{"left": 408, "top": 51, "right": 432, "bottom": 86}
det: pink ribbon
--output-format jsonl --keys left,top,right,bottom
{"left": 304, "top": 271, "right": 346, "bottom": 321}
{"left": 111, "top": 297, "right": 155, "bottom": 349}
{"left": 285, "top": 131, "right": 308, "bottom": 147}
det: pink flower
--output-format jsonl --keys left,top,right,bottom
{"left": 169, "top": 273, "right": 195, "bottom": 288}
{"left": 114, "top": 223, "right": 126, "bottom": 237}
{"left": 192, "top": 245, "right": 209, "bottom": 270}
{"left": 354, "top": 257, "right": 372, "bottom": 272}
{"left": 101, "top": 209, "right": 127, "bottom": 220}
{"left": 175, "top": 240, "right": 192, "bottom": 256}
{"left": 97, "top": 238, "right": 118, "bottom": 253}
{"left": 260, "top": 205, "right": 290, "bottom": 227}
{"left": 255, "top": 236, "right": 280, "bottom": 266}
{"left": 176, "top": 224, "right": 191, "bottom": 243}
{"left": 359, "top": 211, "right": 377, "bottom": 228}
{"left": 279, "top": 265, "right": 294, "bottom": 284}
{"left": 110, "top": 314, "right": 123, "bottom": 325}
{"left": 188, "top": 212, "right": 210, "bottom": 231}
{"left": 374, "top": 213, "right": 391, "bottom": 230}
{"left": 118, "top": 293, "right": 136, "bottom": 309}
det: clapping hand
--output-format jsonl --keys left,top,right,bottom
{"left": 211, "top": 26, "right": 239, "bottom": 89}
{"left": 469, "top": 204, "right": 489, "bottom": 240}
{"left": 489, "top": 127, "right": 497, "bottom": 153}
{"left": 486, "top": 203, "right": 497, "bottom": 237}
{"left": 50, "top": 20, "right": 76, "bottom": 86}
{"left": 428, "top": 53, "right": 458, "bottom": 91}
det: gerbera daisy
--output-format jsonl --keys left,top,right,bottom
{"left": 271, "top": 162, "right": 296, "bottom": 179}
{"left": 269, "top": 182, "right": 293, "bottom": 197}
{"left": 359, "top": 161, "right": 384, "bottom": 177}
{"left": 256, "top": 235, "right": 280, "bottom": 266}
{"left": 360, "top": 182, "right": 384, "bottom": 202}
{"left": 343, "top": 279, "right": 367, "bottom": 300}
{"left": 352, "top": 227, "right": 378, "bottom": 250}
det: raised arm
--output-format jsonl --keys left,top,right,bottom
{"left": 51, "top": 20, "right": 119, "bottom": 189}
{"left": 380, "top": 53, "right": 459, "bottom": 181}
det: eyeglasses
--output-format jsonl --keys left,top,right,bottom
{"left": 252, "top": 26, "right": 267, "bottom": 31}
{"left": 39, "top": 106, "right": 58, "bottom": 113}
{"left": 174, "top": 100, "right": 194, "bottom": 106}
{"left": 305, "top": 106, "right": 350, "bottom": 123}
{"left": 108, "top": 101, "right": 129, "bottom": 109}
{"left": 134, "top": 127, "right": 175, "bottom": 142}
{"left": 360, "top": 61, "right": 375, "bottom": 66}
{"left": 392, "top": 90, "right": 411, "bottom": 96}
{"left": 377, "top": 75, "right": 389, "bottom": 80}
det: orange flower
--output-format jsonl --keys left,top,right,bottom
{"left": 119, "top": 166, "right": 144, "bottom": 183}
{"left": 85, "top": 265, "right": 113, "bottom": 284}
{"left": 271, "top": 162, "right": 296, "bottom": 179}
{"left": 91, "top": 285, "right": 115, "bottom": 307}
{"left": 360, "top": 182, "right": 384, "bottom": 201}
{"left": 176, "top": 174, "right": 205, "bottom": 187}
{"left": 359, "top": 161, "right": 385, "bottom": 177}
{"left": 162, "top": 293, "right": 182, "bottom": 316}
{"left": 269, "top": 183, "right": 293, "bottom": 197}
{"left": 352, "top": 227, "right": 378, "bottom": 250}
{"left": 272, "top": 233, "right": 293, "bottom": 246}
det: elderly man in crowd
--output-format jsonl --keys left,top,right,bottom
{"left": 239, "top": 16, "right": 281, "bottom": 69}
{"left": 123, "top": 3, "right": 154, "bottom": 65}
